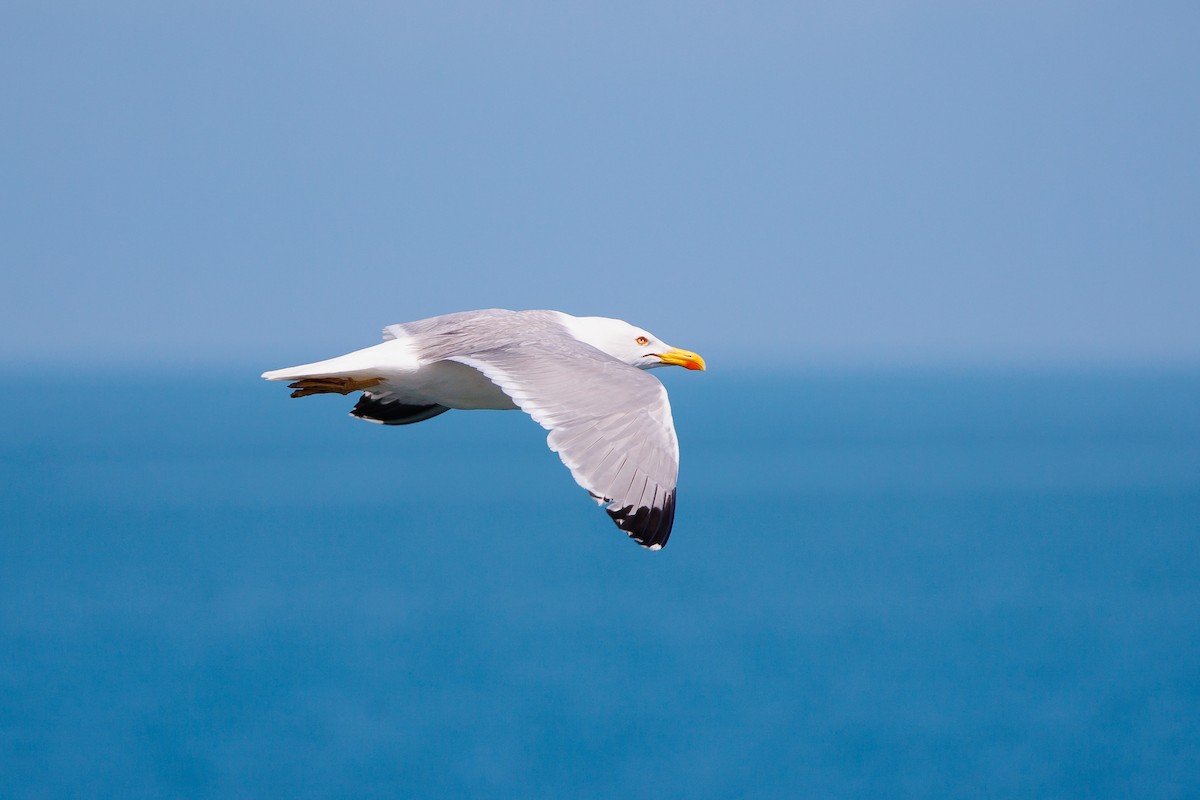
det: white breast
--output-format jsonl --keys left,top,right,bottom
{"left": 384, "top": 361, "right": 518, "bottom": 410}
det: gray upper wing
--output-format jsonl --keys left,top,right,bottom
{"left": 382, "top": 308, "right": 518, "bottom": 343}
{"left": 397, "top": 311, "right": 679, "bottom": 548}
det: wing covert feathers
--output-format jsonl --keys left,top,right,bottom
{"left": 441, "top": 320, "right": 681, "bottom": 549}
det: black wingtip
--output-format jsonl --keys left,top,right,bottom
{"left": 606, "top": 490, "right": 675, "bottom": 550}
{"left": 350, "top": 396, "right": 450, "bottom": 426}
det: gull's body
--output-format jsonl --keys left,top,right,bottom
{"left": 262, "top": 309, "right": 705, "bottom": 549}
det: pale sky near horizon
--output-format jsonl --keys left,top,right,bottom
{"left": 2, "top": 2, "right": 1197, "bottom": 368}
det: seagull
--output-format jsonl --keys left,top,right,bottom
{"left": 262, "top": 309, "right": 705, "bottom": 549}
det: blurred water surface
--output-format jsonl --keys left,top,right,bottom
{"left": 2, "top": 369, "right": 1198, "bottom": 798}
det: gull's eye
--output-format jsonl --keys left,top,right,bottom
{"left": 635, "top": 336, "right": 649, "bottom": 346}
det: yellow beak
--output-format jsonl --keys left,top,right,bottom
{"left": 656, "top": 347, "right": 706, "bottom": 371}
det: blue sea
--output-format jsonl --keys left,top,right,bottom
{"left": 2, "top": 369, "right": 1198, "bottom": 798}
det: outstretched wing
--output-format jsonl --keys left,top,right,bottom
{"left": 449, "top": 342, "right": 680, "bottom": 549}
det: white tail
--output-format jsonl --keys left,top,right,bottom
{"left": 261, "top": 340, "right": 418, "bottom": 382}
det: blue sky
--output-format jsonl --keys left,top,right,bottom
{"left": 3, "top": 1, "right": 1197, "bottom": 368}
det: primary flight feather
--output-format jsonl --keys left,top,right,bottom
{"left": 262, "top": 309, "right": 705, "bottom": 549}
